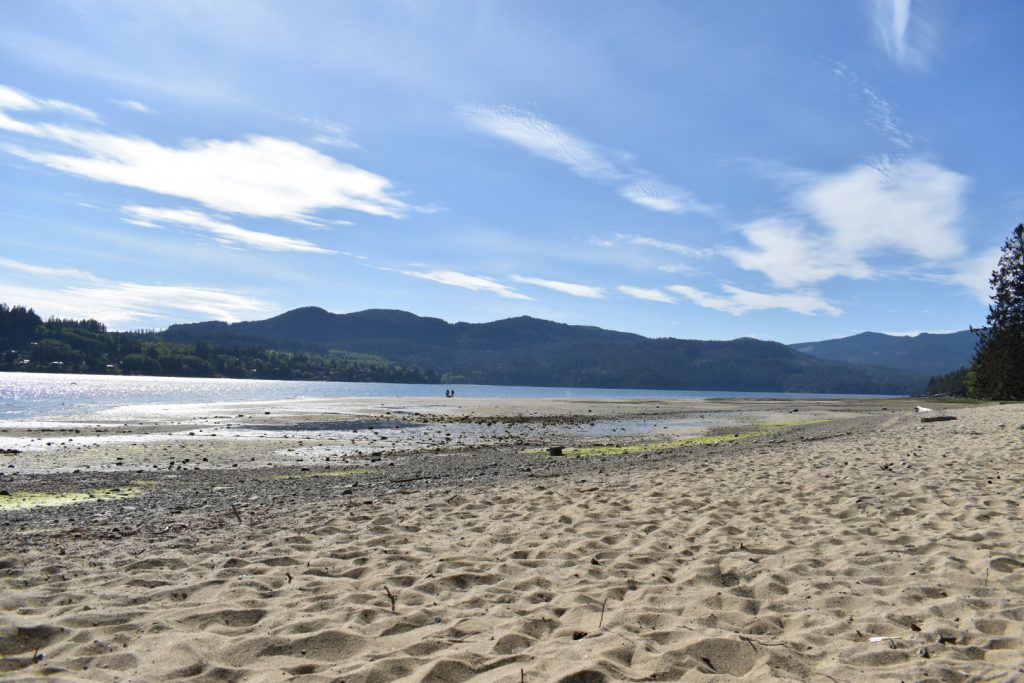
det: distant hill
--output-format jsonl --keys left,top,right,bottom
{"left": 164, "top": 307, "right": 927, "bottom": 394}
{"left": 790, "top": 330, "right": 976, "bottom": 378}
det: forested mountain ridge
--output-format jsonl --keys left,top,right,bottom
{"left": 790, "top": 330, "right": 976, "bottom": 377}
{"left": 164, "top": 306, "right": 928, "bottom": 394}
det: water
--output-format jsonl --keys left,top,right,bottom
{"left": 0, "top": 372, "right": 891, "bottom": 420}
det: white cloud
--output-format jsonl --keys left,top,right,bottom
{"left": 872, "top": 0, "right": 935, "bottom": 69}
{"left": 668, "top": 284, "right": 841, "bottom": 316}
{"left": 114, "top": 99, "right": 151, "bottom": 113}
{"left": 729, "top": 159, "right": 970, "bottom": 295}
{"left": 0, "top": 84, "right": 408, "bottom": 223}
{"left": 401, "top": 269, "right": 531, "bottom": 300}
{"left": 509, "top": 275, "right": 604, "bottom": 299}
{"left": 122, "top": 206, "right": 334, "bottom": 254}
{"left": 617, "top": 286, "right": 675, "bottom": 304}
{"left": 461, "top": 103, "right": 705, "bottom": 214}
{"left": 0, "top": 257, "right": 275, "bottom": 327}
{"left": 798, "top": 158, "right": 966, "bottom": 261}
{"left": 726, "top": 217, "right": 873, "bottom": 288}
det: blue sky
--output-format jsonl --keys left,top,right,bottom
{"left": 1, "top": 1, "right": 1021, "bottom": 343}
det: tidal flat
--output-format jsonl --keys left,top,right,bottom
{"left": 1, "top": 395, "right": 1020, "bottom": 682}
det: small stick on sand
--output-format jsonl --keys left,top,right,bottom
{"left": 384, "top": 585, "right": 397, "bottom": 612}
{"left": 230, "top": 503, "right": 243, "bottom": 524}
{"left": 598, "top": 597, "right": 608, "bottom": 629}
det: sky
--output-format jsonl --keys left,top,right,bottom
{"left": 1, "top": 0, "right": 1021, "bottom": 343}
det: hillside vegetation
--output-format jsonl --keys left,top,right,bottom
{"left": 0, "top": 304, "right": 436, "bottom": 384}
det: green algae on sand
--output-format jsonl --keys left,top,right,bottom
{"left": 529, "top": 419, "right": 830, "bottom": 458}
{"left": 0, "top": 487, "right": 141, "bottom": 511}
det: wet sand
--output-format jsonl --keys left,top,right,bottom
{"left": 1, "top": 397, "right": 1022, "bottom": 681}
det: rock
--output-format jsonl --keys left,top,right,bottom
{"left": 548, "top": 446, "right": 564, "bottom": 456}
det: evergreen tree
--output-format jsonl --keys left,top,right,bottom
{"left": 969, "top": 224, "right": 1024, "bottom": 399}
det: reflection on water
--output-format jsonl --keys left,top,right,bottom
{"left": 1, "top": 371, "right": 883, "bottom": 421}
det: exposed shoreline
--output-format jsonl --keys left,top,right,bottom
{"left": 1, "top": 397, "right": 1021, "bottom": 681}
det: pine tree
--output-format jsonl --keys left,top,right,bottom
{"left": 969, "top": 223, "right": 1024, "bottom": 399}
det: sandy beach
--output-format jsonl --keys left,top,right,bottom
{"left": 1, "top": 397, "right": 1022, "bottom": 681}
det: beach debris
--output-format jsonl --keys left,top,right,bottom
{"left": 230, "top": 503, "right": 243, "bottom": 523}
{"left": 598, "top": 597, "right": 608, "bottom": 629}
{"left": 0, "top": 448, "right": 21, "bottom": 455}
{"left": 915, "top": 406, "right": 933, "bottom": 413}
{"left": 384, "top": 585, "right": 397, "bottom": 612}
{"left": 548, "top": 446, "right": 564, "bottom": 456}
{"left": 868, "top": 636, "right": 901, "bottom": 643}
{"left": 921, "top": 416, "right": 957, "bottom": 423}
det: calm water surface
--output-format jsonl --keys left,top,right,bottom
{"left": 0, "top": 372, "right": 890, "bottom": 420}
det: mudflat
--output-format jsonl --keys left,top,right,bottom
{"left": 0, "top": 397, "right": 1022, "bottom": 681}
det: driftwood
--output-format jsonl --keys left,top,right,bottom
{"left": 920, "top": 416, "right": 957, "bottom": 423}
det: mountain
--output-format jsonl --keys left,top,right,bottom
{"left": 164, "top": 307, "right": 926, "bottom": 394}
{"left": 790, "top": 330, "right": 977, "bottom": 378}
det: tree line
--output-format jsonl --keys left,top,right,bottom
{"left": 924, "top": 223, "right": 1024, "bottom": 399}
{"left": 0, "top": 304, "right": 437, "bottom": 384}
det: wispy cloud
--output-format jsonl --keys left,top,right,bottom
{"left": 300, "top": 117, "right": 360, "bottom": 149}
{"left": 831, "top": 61, "right": 913, "bottom": 148}
{"left": 669, "top": 284, "right": 841, "bottom": 316}
{"left": 872, "top": 0, "right": 936, "bottom": 69}
{"left": 0, "top": 256, "right": 103, "bottom": 283}
{"left": 122, "top": 206, "right": 334, "bottom": 254}
{"left": 113, "top": 99, "right": 151, "bottom": 113}
{"left": 619, "top": 178, "right": 709, "bottom": 214}
{"left": 509, "top": 275, "right": 604, "bottom": 299}
{"left": 617, "top": 286, "right": 675, "bottom": 304}
{"left": 598, "top": 233, "right": 713, "bottom": 258}
{"left": 461, "top": 104, "right": 707, "bottom": 214}
{"left": 934, "top": 248, "right": 1000, "bottom": 305}
{"left": 401, "top": 269, "right": 531, "bottom": 300}
{"left": 0, "top": 84, "right": 409, "bottom": 223}
{"left": 0, "top": 84, "right": 98, "bottom": 132}
{"left": 0, "top": 257, "right": 275, "bottom": 326}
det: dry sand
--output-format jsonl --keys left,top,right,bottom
{"left": 1, "top": 399, "right": 1023, "bottom": 681}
